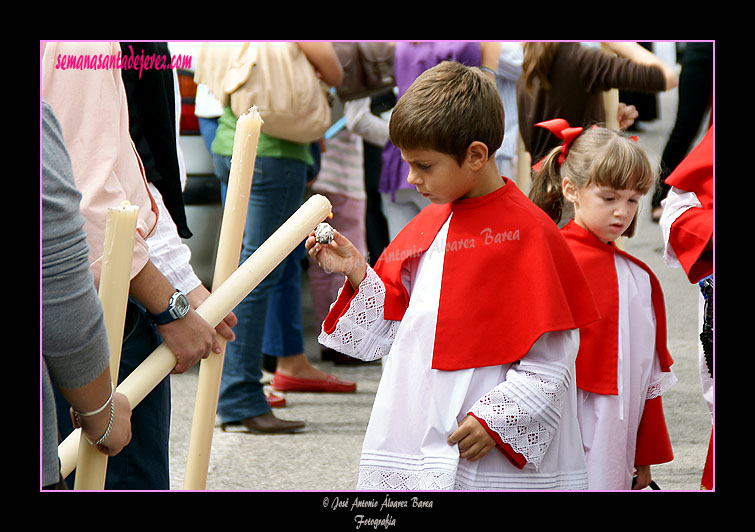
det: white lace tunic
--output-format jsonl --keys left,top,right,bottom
{"left": 576, "top": 254, "right": 677, "bottom": 490}
{"left": 319, "top": 216, "right": 588, "bottom": 490}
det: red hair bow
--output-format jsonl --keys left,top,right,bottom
{"left": 535, "top": 118, "right": 583, "bottom": 166}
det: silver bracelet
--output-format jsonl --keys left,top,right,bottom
{"left": 82, "top": 398, "right": 115, "bottom": 446}
{"left": 74, "top": 382, "right": 114, "bottom": 417}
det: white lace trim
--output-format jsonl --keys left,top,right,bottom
{"left": 318, "top": 266, "right": 398, "bottom": 362}
{"left": 659, "top": 188, "right": 702, "bottom": 268}
{"left": 357, "top": 451, "right": 588, "bottom": 490}
{"left": 646, "top": 370, "right": 677, "bottom": 400}
{"left": 469, "top": 364, "right": 570, "bottom": 470}
{"left": 358, "top": 467, "right": 457, "bottom": 491}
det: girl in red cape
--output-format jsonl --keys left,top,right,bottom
{"left": 307, "top": 62, "right": 600, "bottom": 490}
{"left": 530, "top": 120, "right": 676, "bottom": 490}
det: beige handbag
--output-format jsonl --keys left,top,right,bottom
{"left": 196, "top": 42, "right": 332, "bottom": 144}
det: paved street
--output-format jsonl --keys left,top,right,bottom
{"left": 167, "top": 63, "right": 713, "bottom": 493}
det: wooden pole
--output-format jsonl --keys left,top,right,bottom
{"left": 58, "top": 194, "right": 333, "bottom": 479}
{"left": 73, "top": 202, "right": 138, "bottom": 490}
{"left": 183, "top": 107, "right": 262, "bottom": 490}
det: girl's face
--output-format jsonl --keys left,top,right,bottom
{"left": 564, "top": 180, "right": 642, "bottom": 243}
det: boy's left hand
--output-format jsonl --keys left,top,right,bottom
{"left": 448, "top": 415, "right": 496, "bottom": 462}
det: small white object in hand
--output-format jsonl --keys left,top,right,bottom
{"left": 315, "top": 222, "right": 334, "bottom": 244}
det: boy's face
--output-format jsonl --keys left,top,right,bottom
{"left": 400, "top": 147, "right": 481, "bottom": 205}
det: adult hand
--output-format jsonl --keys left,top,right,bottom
{"left": 72, "top": 392, "right": 133, "bottom": 456}
{"left": 187, "top": 284, "right": 238, "bottom": 344}
{"left": 129, "top": 261, "right": 221, "bottom": 374}
{"left": 157, "top": 310, "right": 217, "bottom": 374}
{"left": 617, "top": 103, "right": 639, "bottom": 130}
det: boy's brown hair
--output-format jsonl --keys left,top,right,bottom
{"left": 389, "top": 60, "right": 505, "bottom": 165}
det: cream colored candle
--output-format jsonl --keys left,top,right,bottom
{"left": 74, "top": 202, "right": 138, "bottom": 490}
{"left": 58, "top": 194, "right": 333, "bottom": 478}
{"left": 600, "top": 44, "right": 620, "bottom": 131}
{"left": 603, "top": 88, "right": 620, "bottom": 130}
{"left": 184, "top": 106, "right": 262, "bottom": 490}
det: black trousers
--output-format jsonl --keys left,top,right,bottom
{"left": 652, "top": 42, "right": 713, "bottom": 209}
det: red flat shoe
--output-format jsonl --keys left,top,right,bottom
{"left": 265, "top": 389, "right": 287, "bottom": 408}
{"left": 272, "top": 372, "right": 357, "bottom": 393}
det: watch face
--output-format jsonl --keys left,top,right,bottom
{"left": 172, "top": 292, "right": 190, "bottom": 318}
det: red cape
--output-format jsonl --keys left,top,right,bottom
{"left": 325, "top": 178, "right": 600, "bottom": 371}
{"left": 665, "top": 126, "right": 714, "bottom": 283}
{"left": 561, "top": 220, "right": 673, "bottom": 394}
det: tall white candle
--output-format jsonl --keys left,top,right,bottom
{"left": 184, "top": 106, "right": 262, "bottom": 490}
{"left": 58, "top": 194, "right": 333, "bottom": 479}
{"left": 74, "top": 202, "right": 138, "bottom": 490}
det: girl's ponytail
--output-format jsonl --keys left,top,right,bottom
{"left": 528, "top": 146, "right": 566, "bottom": 224}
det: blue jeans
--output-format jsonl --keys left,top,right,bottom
{"left": 54, "top": 299, "right": 170, "bottom": 490}
{"left": 262, "top": 242, "right": 306, "bottom": 358}
{"left": 198, "top": 116, "right": 219, "bottom": 154}
{"left": 262, "top": 142, "right": 320, "bottom": 358}
{"left": 214, "top": 154, "right": 308, "bottom": 423}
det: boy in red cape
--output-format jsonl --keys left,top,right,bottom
{"left": 659, "top": 126, "right": 714, "bottom": 490}
{"left": 530, "top": 120, "right": 676, "bottom": 490}
{"left": 307, "top": 62, "right": 600, "bottom": 490}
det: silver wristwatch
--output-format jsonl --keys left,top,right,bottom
{"left": 149, "top": 290, "right": 190, "bottom": 325}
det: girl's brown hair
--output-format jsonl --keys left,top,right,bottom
{"left": 529, "top": 126, "right": 656, "bottom": 237}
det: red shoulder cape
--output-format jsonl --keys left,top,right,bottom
{"left": 665, "top": 126, "right": 713, "bottom": 283}
{"left": 363, "top": 178, "right": 601, "bottom": 371}
{"left": 561, "top": 220, "right": 673, "bottom": 394}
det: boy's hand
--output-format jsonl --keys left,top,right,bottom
{"left": 306, "top": 229, "right": 366, "bottom": 288}
{"left": 448, "top": 415, "right": 496, "bottom": 462}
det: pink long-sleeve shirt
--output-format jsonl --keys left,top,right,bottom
{"left": 41, "top": 41, "right": 159, "bottom": 286}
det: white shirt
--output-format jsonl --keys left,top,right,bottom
{"left": 320, "top": 215, "right": 588, "bottom": 490}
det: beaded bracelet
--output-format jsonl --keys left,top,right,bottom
{"left": 480, "top": 65, "right": 497, "bottom": 78}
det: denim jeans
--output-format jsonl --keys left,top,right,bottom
{"left": 198, "top": 116, "right": 219, "bottom": 154}
{"left": 262, "top": 241, "right": 307, "bottom": 358}
{"left": 54, "top": 299, "right": 170, "bottom": 490}
{"left": 260, "top": 141, "right": 320, "bottom": 358}
{"left": 214, "top": 154, "right": 308, "bottom": 423}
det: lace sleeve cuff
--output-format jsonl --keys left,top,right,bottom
{"left": 469, "top": 364, "right": 569, "bottom": 470}
{"left": 647, "top": 369, "right": 677, "bottom": 400}
{"left": 318, "top": 265, "right": 398, "bottom": 361}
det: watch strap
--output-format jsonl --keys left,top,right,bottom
{"left": 149, "top": 290, "right": 189, "bottom": 325}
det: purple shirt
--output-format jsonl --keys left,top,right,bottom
{"left": 380, "top": 42, "right": 482, "bottom": 198}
